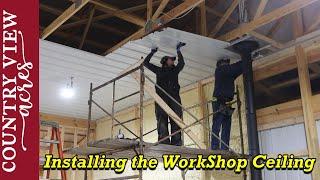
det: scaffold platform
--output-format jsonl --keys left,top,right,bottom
{"left": 65, "top": 138, "right": 245, "bottom": 160}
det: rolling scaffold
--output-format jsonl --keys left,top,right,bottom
{"left": 66, "top": 63, "right": 248, "bottom": 180}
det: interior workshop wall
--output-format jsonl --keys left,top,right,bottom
{"left": 94, "top": 76, "right": 247, "bottom": 180}
{"left": 257, "top": 93, "right": 320, "bottom": 180}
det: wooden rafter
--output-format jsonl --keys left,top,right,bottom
{"left": 266, "top": 17, "right": 285, "bottom": 37}
{"left": 206, "top": 4, "right": 283, "bottom": 49}
{"left": 208, "top": 0, "right": 239, "bottom": 37}
{"left": 310, "top": 63, "right": 320, "bottom": 73}
{"left": 103, "top": 29, "right": 145, "bottom": 55}
{"left": 254, "top": 0, "right": 268, "bottom": 20}
{"left": 147, "top": 0, "right": 153, "bottom": 20}
{"left": 40, "top": 26, "right": 107, "bottom": 49}
{"left": 250, "top": 31, "right": 284, "bottom": 49}
{"left": 79, "top": 7, "right": 95, "bottom": 49}
{"left": 104, "top": 0, "right": 204, "bottom": 55}
{"left": 206, "top": 7, "right": 237, "bottom": 24}
{"left": 91, "top": 0, "right": 146, "bottom": 27}
{"left": 293, "top": 9, "right": 304, "bottom": 38}
{"left": 60, "top": 1, "right": 161, "bottom": 31}
{"left": 199, "top": 1, "right": 207, "bottom": 36}
{"left": 218, "top": 0, "right": 320, "bottom": 41}
{"left": 306, "top": 12, "right": 320, "bottom": 33}
{"left": 152, "top": 0, "right": 170, "bottom": 20}
{"left": 295, "top": 45, "right": 320, "bottom": 179}
{"left": 40, "top": 4, "right": 127, "bottom": 36}
{"left": 41, "top": 0, "right": 90, "bottom": 39}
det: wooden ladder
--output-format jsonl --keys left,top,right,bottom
{"left": 40, "top": 120, "right": 67, "bottom": 180}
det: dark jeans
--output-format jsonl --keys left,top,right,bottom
{"left": 211, "top": 101, "right": 232, "bottom": 150}
{"left": 155, "top": 95, "right": 182, "bottom": 146}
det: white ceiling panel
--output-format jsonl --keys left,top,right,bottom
{"left": 40, "top": 28, "right": 239, "bottom": 120}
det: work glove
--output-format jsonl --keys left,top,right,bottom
{"left": 176, "top": 42, "right": 186, "bottom": 51}
{"left": 151, "top": 47, "right": 158, "bottom": 54}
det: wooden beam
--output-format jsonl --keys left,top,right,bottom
{"left": 41, "top": 0, "right": 90, "bottom": 39}
{"left": 254, "top": 0, "right": 268, "bottom": 20}
{"left": 104, "top": 0, "right": 204, "bottom": 55}
{"left": 197, "top": 82, "right": 210, "bottom": 180}
{"left": 147, "top": 0, "right": 153, "bottom": 20}
{"left": 295, "top": 45, "right": 320, "bottom": 179}
{"left": 79, "top": 7, "right": 95, "bottom": 49}
{"left": 293, "top": 10, "right": 304, "bottom": 38}
{"left": 206, "top": 7, "right": 238, "bottom": 24}
{"left": 103, "top": 29, "right": 145, "bottom": 55}
{"left": 40, "top": 26, "right": 107, "bottom": 49}
{"left": 199, "top": 1, "right": 207, "bottom": 36}
{"left": 208, "top": 0, "right": 239, "bottom": 37}
{"left": 250, "top": 31, "right": 284, "bottom": 49}
{"left": 40, "top": 4, "right": 127, "bottom": 37}
{"left": 152, "top": 0, "right": 170, "bottom": 20}
{"left": 59, "top": 1, "right": 162, "bottom": 31}
{"left": 91, "top": 0, "right": 146, "bottom": 26}
{"left": 266, "top": 17, "right": 285, "bottom": 37}
{"left": 218, "top": 0, "right": 320, "bottom": 41}
{"left": 310, "top": 63, "right": 320, "bottom": 73}
{"left": 155, "top": 0, "right": 204, "bottom": 28}
{"left": 257, "top": 94, "right": 320, "bottom": 130}
{"left": 306, "top": 12, "right": 320, "bottom": 33}
{"left": 254, "top": 46, "right": 320, "bottom": 81}
{"left": 40, "top": 112, "right": 95, "bottom": 129}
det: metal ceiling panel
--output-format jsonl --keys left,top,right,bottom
{"left": 40, "top": 28, "right": 239, "bottom": 119}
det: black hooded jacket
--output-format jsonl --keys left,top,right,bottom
{"left": 143, "top": 51, "right": 185, "bottom": 99}
{"left": 213, "top": 61, "right": 242, "bottom": 101}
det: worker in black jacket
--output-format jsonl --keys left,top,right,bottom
{"left": 143, "top": 42, "right": 186, "bottom": 146}
{"left": 211, "top": 57, "right": 243, "bottom": 150}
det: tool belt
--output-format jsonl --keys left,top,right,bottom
{"left": 213, "top": 97, "right": 235, "bottom": 116}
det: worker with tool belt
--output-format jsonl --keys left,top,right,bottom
{"left": 211, "top": 57, "right": 243, "bottom": 150}
{"left": 143, "top": 42, "right": 186, "bottom": 146}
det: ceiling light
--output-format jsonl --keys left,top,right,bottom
{"left": 60, "top": 77, "right": 75, "bottom": 99}
{"left": 60, "top": 87, "right": 75, "bottom": 99}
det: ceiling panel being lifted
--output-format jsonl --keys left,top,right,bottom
{"left": 40, "top": 28, "right": 239, "bottom": 120}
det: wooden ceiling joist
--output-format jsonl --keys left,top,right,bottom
{"left": 91, "top": 0, "right": 146, "bottom": 27}
{"left": 218, "top": 0, "right": 320, "bottom": 41}
{"left": 254, "top": 46, "right": 320, "bottom": 81}
{"left": 254, "top": 0, "right": 268, "bottom": 20}
{"left": 266, "top": 17, "right": 285, "bottom": 37}
{"left": 293, "top": 9, "right": 304, "bottom": 38}
{"left": 250, "top": 31, "right": 284, "bottom": 49}
{"left": 41, "top": 0, "right": 90, "bottom": 39}
{"left": 79, "top": 7, "right": 95, "bottom": 49}
{"left": 60, "top": 1, "right": 162, "bottom": 31}
{"left": 152, "top": 0, "right": 170, "bottom": 20}
{"left": 40, "top": 3, "right": 127, "bottom": 37}
{"left": 306, "top": 12, "right": 320, "bottom": 33}
{"left": 208, "top": 0, "right": 239, "bottom": 37}
{"left": 206, "top": 7, "right": 237, "bottom": 24}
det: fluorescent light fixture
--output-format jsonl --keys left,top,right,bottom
{"left": 60, "top": 87, "right": 75, "bottom": 99}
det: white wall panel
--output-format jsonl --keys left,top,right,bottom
{"left": 259, "top": 123, "right": 313, "bottom": 180}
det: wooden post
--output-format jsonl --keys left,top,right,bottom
{"left": 197, "top": 82, "right": 210, "bottom": 180}
{"left": 199, "top": 1, "right": 207, "bottom": 36}
{"left": 147, "top": 0, "right": 153, "bottom": 20}
{"left": 296, "top": 45, "right": 320, "bottom": 180}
